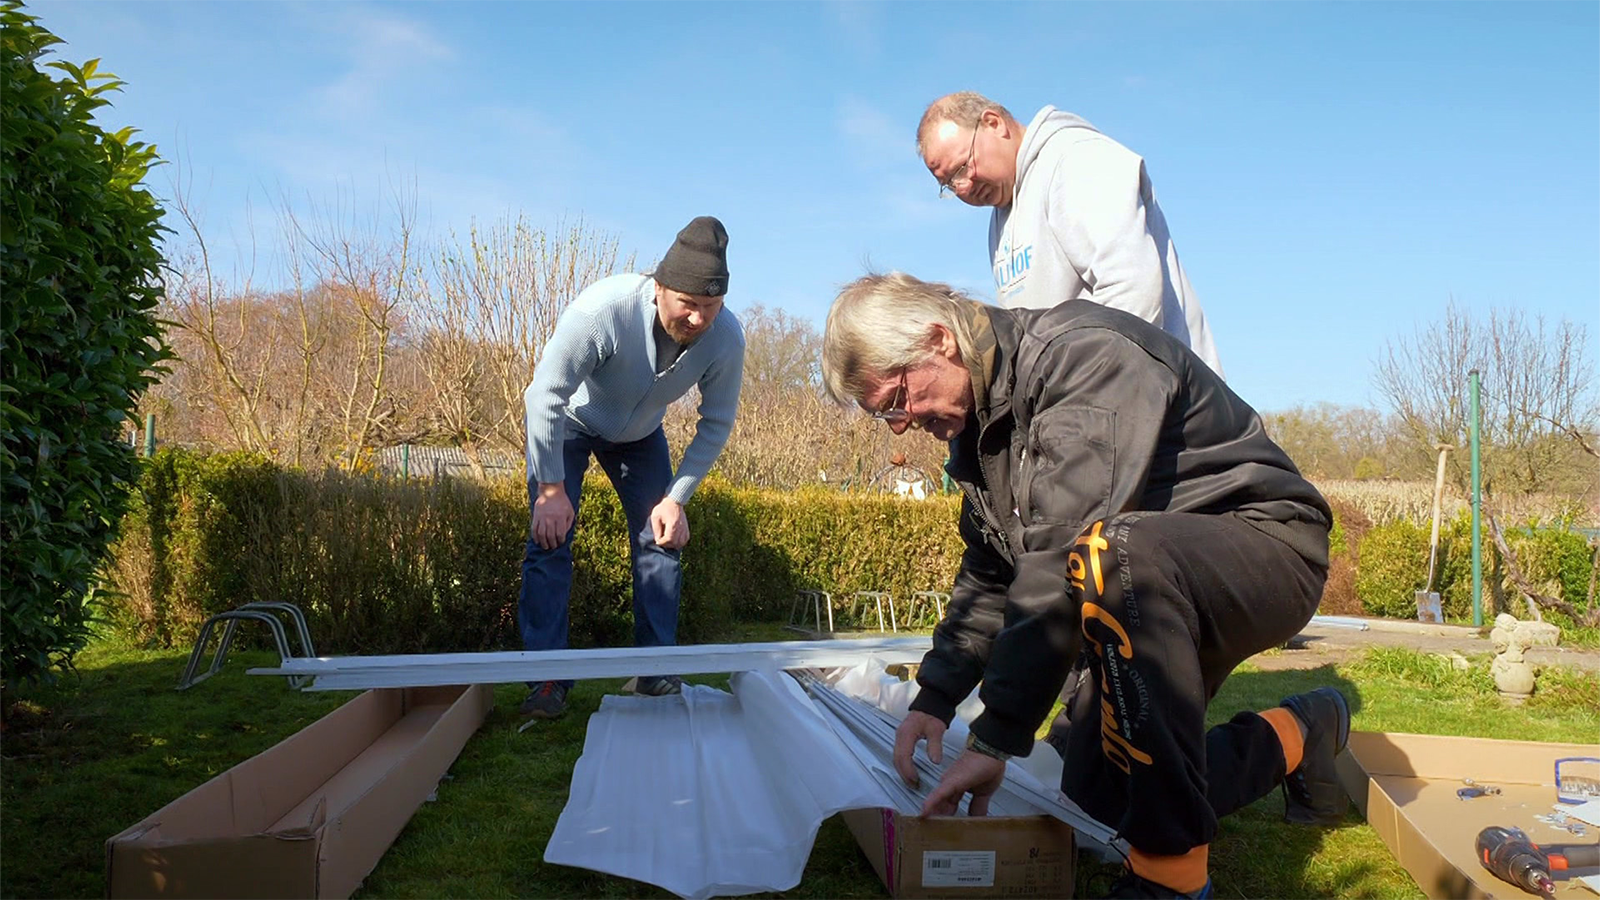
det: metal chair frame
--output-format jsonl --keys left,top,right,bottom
{"left": 178, "top": 601, "right": 316, "bottom": 690}
{"left": 908, "top": 590, "right": 949, "bottom": 626}
{"left": 850, "top": 591, "right": 897, "bottom": 633}
{"left": 786, "top": 589, "right": 835, "bottom": 634}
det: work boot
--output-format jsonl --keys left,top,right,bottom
{"left": 633, "top": 674, "right": 683, "bottom": 696}
{"left": 519, "top": 681, "right": 568, "bottom": 719}
{"left": 1106, "top": 871, "right": 1213, "bottom": 899}
{"left": 1280, "top": 686, "right": 1352, "bottom": 825}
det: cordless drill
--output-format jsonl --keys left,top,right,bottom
{"left": 1476, "top": 826, "right": 1600, "bottom": 897}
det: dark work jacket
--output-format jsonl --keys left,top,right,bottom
{"left": 907, "top": 301, "right": 1331, "bottom": 757}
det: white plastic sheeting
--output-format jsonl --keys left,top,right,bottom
{"left": 544, "top": 671, "right": 887, "bottom": 898}
{"left": 544, "top": 662, "right": 1117, "bottom": 899}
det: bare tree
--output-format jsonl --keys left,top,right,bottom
{"left": 418, "top": 216, "right": 632, "bottom": 470}
{"left": 161, "top": 170, "right": 278, "bottom": 455}
{"left": 1261, "top": 402, "right": 1414, "bottom": 480}
{"left": 278, "top": 182, "right": 423, "bottom": 468}
{"left": 1374, "top": 299, "right": 1598, "bottom": 499}
{"left": 663, "top": 303, "right": 948, "bottom": 490}
{"left": 1375, "top": 299, "right": 1599, "bottom": 622}
{"left": 159, "top": 170, "right": 427, "bottom": 468}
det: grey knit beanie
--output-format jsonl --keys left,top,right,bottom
{"left": 653, "top": 216, "right": 729, "bottom": 297}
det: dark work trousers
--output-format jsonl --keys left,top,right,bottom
{"left": 1057, "top": 511, "right": 1326, "bottom": 856}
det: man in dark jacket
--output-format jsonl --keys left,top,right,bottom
{"left": 820, "top": 272, "right": 1350, "bottom": 900}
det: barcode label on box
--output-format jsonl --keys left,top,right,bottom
{"left": 921, "top": 850, "right": 996, "bottom": 887}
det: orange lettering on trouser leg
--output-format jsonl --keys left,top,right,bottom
{"left": 1068, "top": 549, "right": 1087, "bottom": 592}
{"left": 1083, "top": 594, "right": 1151, "bottom": 773}
{"left": 1082, "top": 602, "right": 1132, "bottom": 659}
{"left": 1075, "top": 521, "right": 1110, "bottom": 595}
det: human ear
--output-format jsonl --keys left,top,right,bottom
{"left": 928, "top": 323, "right": 960, "bottom": 361}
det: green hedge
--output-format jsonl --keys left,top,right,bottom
{"left": 103, "top": 450, "right": 965, "bottom": 654}
{"left": 1354, "top": 514, "right": 1595, "bottom": 623}
{"left": 103, "top": 451, "right": 1595, "bottom": 654}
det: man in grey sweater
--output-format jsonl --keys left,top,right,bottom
{"left": 518, "top": 216, "right": 745, "bottom": 720}
{"left": 918, "top": 91, "right": 1223, "bottom": 377}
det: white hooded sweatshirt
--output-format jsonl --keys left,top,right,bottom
{"left": 989, "top": 106, "right": 1223, "bottom": 377}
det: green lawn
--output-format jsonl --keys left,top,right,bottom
{"left": 2, "top": 636, "right": 1596, "bottom": 900}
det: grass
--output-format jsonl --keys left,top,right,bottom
{"left": 3, "top": 636, "right": 1597, "bottom": 900}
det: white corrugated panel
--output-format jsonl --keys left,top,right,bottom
{"left": 543, "top": 662, "right": 1118, "bottom": 898}
{"left": 543, "top": 669, "right": 889, "bottom": 898}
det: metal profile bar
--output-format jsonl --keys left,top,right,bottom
{"left": 800, "top": 677, "right": 1118, "bottom": 851}
{"left": 248, "top": 636, "right": 933, "bottom": 691}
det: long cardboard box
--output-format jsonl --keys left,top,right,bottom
{"left": 1336, "top": 731, "right": 1600, "bottom": 900}
{"left": 842, "top": 807, "right": 1076, "bottom": 898}
{"left": 105, "top": 684, "right": 493, "bottom": 899}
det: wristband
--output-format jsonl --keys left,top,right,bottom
{"left": 965, "top": 731, "right": 1013, "bottom": 762}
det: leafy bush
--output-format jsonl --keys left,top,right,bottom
{"left": 1354, "top": 520, "right": 1430, "bottom": 618}
{"left": 1317, "top": 497, "right": 1372, "bottom": 616}
{"left": 1508, "top": 527, "right": 1595, "bottom": 608}
{"left": 1, "top": 6, "right": 171, "bottom": 683}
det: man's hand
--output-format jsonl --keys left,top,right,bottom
{"left": 920, "top": 748, "right": 1006, "bottom": 817}
{"left": 650, "top": 497, "right": 689, "bottom": 549}
{"left": 532, "top": 483, "right": 574, "bottom": 550}
{"left": 893, "top": 710, "right": 948, "bottom": 788}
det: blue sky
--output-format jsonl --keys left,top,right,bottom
{"left": 30, "top": 1, "right": 1600, "bottom": 413}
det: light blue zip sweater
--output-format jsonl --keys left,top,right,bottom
{"left": 523, "top": 273, "right": 745, "bottom": 505}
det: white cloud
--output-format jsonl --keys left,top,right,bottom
{"left": 837, "top": 94, "right": 910, "bottom": 171}
{"left": 304, "top": 6, "right": 454, "bottom": 121}
{"left": 834, "top": 94, "right": 967, "bottom": 232}
{"left": 823, "top": 0, "right": 882, "bottom": 60}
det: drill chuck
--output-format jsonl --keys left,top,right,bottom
{"left": 1477, "top": 826, "right": 1556, "bottom": 897}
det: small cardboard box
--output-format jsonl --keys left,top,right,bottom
{"left": 1336, "top": 731, "right": 1600, "bottom": 900}
{"left": 106, "top": 684, "right": 493, "bottom": 899}
{"left": 842, "top": 807, "right": 1075, "bottom": 898}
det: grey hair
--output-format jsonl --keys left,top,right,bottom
{"left": 821, "top": 272, "right": 971, "bottom": 406}
{"left": 916, "top": 91, "right": 1017, "bottom": 156}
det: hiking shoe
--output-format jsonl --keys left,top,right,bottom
{"left": 1106, "top": 871, "right": 1213, "bottom": 899}
{"left": 1280, "top": 686, "right": 1351, "bottom": 825}
{"left": 633, "top": 674, "right": 683, "bottom": 696}
{"left": 519, "top": 681, "right": 568, "bottom": 719}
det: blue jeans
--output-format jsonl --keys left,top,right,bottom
{"left": 518, "top": 427, "right": 682, "bottom": 688}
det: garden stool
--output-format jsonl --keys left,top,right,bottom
{"left": 907, "top": 591, "right": 948, "bottom": 626}
{"left": 851, "top": 591, "right": 897, "bottom": 632}
{"left": 787, "top": 589, "right": 835, "bottom": 634}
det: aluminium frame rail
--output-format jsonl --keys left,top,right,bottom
{"left": 248, "top": 636, "right": 934, "bottom": 691}
{"left": 799, "top": 673, "right": 1122, "bottom": 856}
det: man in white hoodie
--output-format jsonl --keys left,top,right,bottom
{"left": 918, "top": 91, "right": 1223, "bottom": 377}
